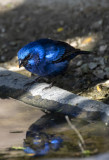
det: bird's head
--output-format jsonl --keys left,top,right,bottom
{"left": 17, "top": 42, "right": 38, "bottom": 68}
{"left": 18, "top": 49, "right": 32, "bottom": 68}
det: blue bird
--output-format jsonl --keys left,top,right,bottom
{"left": 18, "top": 38, "right": 91, "bottom": 81}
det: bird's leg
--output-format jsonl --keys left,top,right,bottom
{"left": 24, "top": 76, "right": 50, "bottom": 87}
{"left": 31, "top": 73, "right": 36, "bottom": 77}
{"left": 42, "top": 81, "right": 55, "bottom": 90}
{"left": 24, "top": 76, "right": 42, "bottom": 87}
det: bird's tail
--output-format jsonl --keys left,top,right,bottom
{"left": 69, "top": 49, "right": 91, "bottom": 60}
{"left": 76, "top": 49, "right": 91, "bottom": 55}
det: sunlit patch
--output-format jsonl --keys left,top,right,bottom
{"left": 96, "top": 85, "right": 102, "bottom": 92}
{"left": 0, "top": 0, "right": 25, "bottom": 12}
{"left": 66, "top": 33, "right": 100, "bottom": 50}
{"left": 81, "top": 37, "right": 94, "bottom": 46}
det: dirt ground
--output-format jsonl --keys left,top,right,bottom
{"left": 0, "top": 0, "right": 109, "bottom": 100}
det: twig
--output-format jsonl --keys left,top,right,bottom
{"left": 78, "top": 141, "right": 85, "bottom": 153}
{"left": 65, "top": 115, "right": 85, "bottom": 146}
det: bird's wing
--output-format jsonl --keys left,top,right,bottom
{"left": 37, "top": 39, "right": 79, "bottom": 63}
{"left": 34, "top": 39, "right": 65, "bottom": 62}
{"left": 45, "top": 40, "right": 79, "bottom": 63}
{"left": 53, "top": 41, "right": 81, "bottom": 63}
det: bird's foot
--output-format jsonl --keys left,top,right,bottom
{"left": 43, "top": 82, "right": 54, "bottom": 90}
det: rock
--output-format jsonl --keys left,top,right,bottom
{"left": 19, "top": 23, "right": 25, "bottom": 29}
{"left": 98, "top": 80, "right": 109, "bottom": 88}
{"left": 104, "top": 67, "right": 109, "bottom": 73}
{"left": 99, "top": 58, "right": 105, "bottom": 69}
{"left": 100, "top": 57, "right": 105, "bottom": 65}
{"left": 91, "top": 19, "right": 103, "bottom": 29}
{"left": 1, "top": 44, "right": 7, "bottom": 49}
{"left": 88, "top": 62, "right": 97, "bottom": 70}
{"left": 19, "top": 15, "right": 26, "bottom": 20}
{"left": 75, "top": 67, "right": 83, "bottom": 76}
{"left": 94, "top": 57, "right": 101, "bottom": 61}
{"left": 9, "top": 41, "right": 17, "bottom": 46}
{"left": 93, "top": 70, "right": 105, "bottom": 79}
{"left": 105, "top": 73, "right": 109, "bottom": 79}
{"left": 76, "top": 60, "right": 83, "bottom": 67}
{"left": 0, "top": 33, "right": 5, "bottom": 37}
{"left": 104, "top": 67, "right": 109, "bottom": 78}
{"left": 81, "top": 63, "right": 89, "bottom": 73}
{"left": 1, "top": 27, "right": 5, "bottom": 33}
{"left": 99, "top": 45, "right": 107, "bottom": 54}
{"left": 104, "top": 56, "right": 108, "bottom": 63}
{"left": 94, "top": 57, "right": 105, "bottom": 69}
{"left": 59, "top": 20, "right": 64, "bottom": 25}
{"left": 102, "top": 80, "right": 109, "bottom": 87}
{"left": 0, "top": 55, "right": 5, "bottom": 61}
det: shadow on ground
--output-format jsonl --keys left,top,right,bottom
{"left": 0, "top": 0, "right": 108, "bottom": 61}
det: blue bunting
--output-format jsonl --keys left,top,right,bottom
{"left": 18, "top": 38, "right": 90, "bottom": 77}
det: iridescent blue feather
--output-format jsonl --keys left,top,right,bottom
{"left": 17, "top": 38, "right": 90, "bottom": 77}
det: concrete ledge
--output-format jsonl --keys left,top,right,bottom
{"left": 0, "top": 67, "right": 109, "bottom": 121}
{"left": 42, "top": 153, "right": 109, "bottom": 160}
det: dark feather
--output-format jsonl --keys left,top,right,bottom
{"left": 52, "top": 41, "right": 90, "bottom": 63}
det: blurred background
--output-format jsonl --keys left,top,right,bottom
{"left": 0, "top": 0, "right": 109, "bottom": 63}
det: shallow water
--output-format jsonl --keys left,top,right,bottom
{"left": 1, "top": 113, "right": 109, "bottom": 159}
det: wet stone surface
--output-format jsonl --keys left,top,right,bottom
{"left": 1, "top": 114, "right": 109, "bottom": 159}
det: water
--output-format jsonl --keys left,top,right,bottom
{"left": 1, "top": 113, "right": 109, "bottom": 159}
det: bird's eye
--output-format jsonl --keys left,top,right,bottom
{"left": 24, "top": 54, "right": 32, "bottom": 61}
{"left": 19, "top": 54, "right": 32, "bottom": 67}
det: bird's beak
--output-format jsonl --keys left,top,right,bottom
{"left": 19, "top": 60, "right": 23, "bottom": 68}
